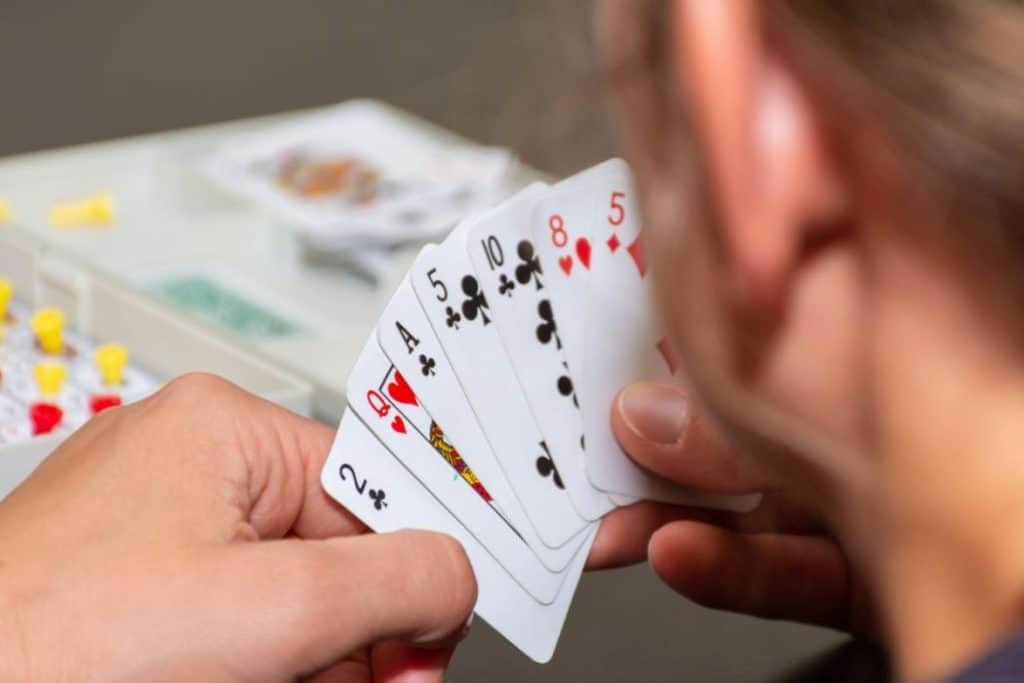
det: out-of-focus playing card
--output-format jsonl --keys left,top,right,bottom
{"left": 203, "top": 100, "right": 514, "bottom": 246}
{"left": 467, "top": 190, "right": 616, "bottom": 520}
{"left": 347, "top": 336, "right": 575, "bottom": 604}
{"left": 322, "top": 410, "right": 594, "bottom": 663}
{"left": 376, "top": 272, "right": 588, "bottom": 569}
{"left": 578, "top": 168, "right": 760, "bottom": 511}
{"left": 410, "top": 215, "right": 593, "bottom": 547}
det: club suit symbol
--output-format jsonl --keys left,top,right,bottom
{"left": 514, "top": 240, "right": 543, "bottom": 290}
{"left": 557, "top": 370, "right": 578, "bottom": 409}
{"left": 535, "top": 300, "right": 561, "bottom": 350}
{"left": 460, "top": 275, "right": 491, "bottom": 325}
{"left": 444, "top": 305, "right": 462, "bottom": 329}
{"left": 535, "top": 441, "right": 564, "bottom": 490}
{"left": 419, "top": 354, "right": 437, "bottom": 377}
{"left": 368, "top": 488, "right": 388, "bottom": 510}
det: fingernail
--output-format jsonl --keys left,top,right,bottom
{"left": 618, "top": 383, "right": 689, "bottom": 445}
{"left": 458, "top": 613, "right": 474, "bottom": 640}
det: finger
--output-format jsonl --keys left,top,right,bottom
{"left": 612, "top": 381, "right": 764, "bottom": 493}
{"left": 203, "top": 531, "right": 476, "bottom": 680}
{"left": 588, "top": 495, "right": 829, "bottom": 572}
{"left": 256, "top": 406, "right": 370, "bottom": 541}
{"left": 152, "top": 373, "right": 367, "bottom": 540}
{"left": 370, "top": 641, "right": 456, "bottom": 683}
{"left": 588, "top": 501, "right": 699, "bottom": 570}
{"left": 304, "top": 652, "right": 369, "bottom": 683}
{"left": 217, "top": 385, "right": 366, "bottom": 540}
{"left": 648, "top": 520, "right": 856, "bottom": 631}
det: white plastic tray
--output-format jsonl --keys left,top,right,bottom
{"left": 0, "top": 227, "right": 313, "bottom": 499}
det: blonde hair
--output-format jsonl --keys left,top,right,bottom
{"left": 619, "top": 0, "right": 1024, "bottom": 312}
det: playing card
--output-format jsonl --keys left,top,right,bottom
{"left": 376, "top": 272, "right": 589, "bottom": 568}
{"left": 322, "top": 409, "right": 593, "bottom": 663}
{"left": 531, "top": 161, "right": 639, "bottom": 508}
{"left": 530, "top": 159, "right": 627, "bottom": 378}
{"left": 409, "top": 224, "right": 595, "bottom": 545}
{"left": 578, "top": 168, "right": 760, "bottom": 511}
{"left": 347, "top": 336, "right": 576, "bottom": 604}
{"left": 466, "top": 190, "right": 616, "bottom": 520}
{"left": 203, "top": 100, "right": 514, "bottom": 246}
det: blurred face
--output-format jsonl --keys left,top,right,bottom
{"left": 598, "top": 0, "right": 880, "bottom": 511}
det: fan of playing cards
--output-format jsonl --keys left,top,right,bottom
{"left": 320, "top": 159, "right": 760, "bottom": 663}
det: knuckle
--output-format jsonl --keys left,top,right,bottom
{"left": 156, "top": 372, "right": 236, "bottom": 406}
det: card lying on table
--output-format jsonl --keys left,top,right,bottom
{"left": 321, "top": 161, "right": 759, "bottom": 662}
{"left": 203, "top": 100, "right": 514, "bottom": 248}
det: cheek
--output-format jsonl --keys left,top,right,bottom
{"left": 761, "top": 247, "right": 868, "bottom": 445}
{"left": 650, "top": 200, "right": 870, "bottom": 478}
{"left": 650, "top": 203, "right": 732, "bottom": 394}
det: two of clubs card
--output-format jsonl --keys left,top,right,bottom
{"left": 320, "top": 159, "right": 761, "bottom": 663}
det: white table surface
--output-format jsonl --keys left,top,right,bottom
{"left": 0, "top": 100, "right": 540, "bottom": 420}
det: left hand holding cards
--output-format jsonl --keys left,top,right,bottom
{"left": 0, "top": 374, "right": 475, "bottom": 683}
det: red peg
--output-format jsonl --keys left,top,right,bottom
{"left": 29, "top": 402, "right": 63, "bottom": 435}
{"left": 90, "top": 394, "right": 122, "bottom": 415}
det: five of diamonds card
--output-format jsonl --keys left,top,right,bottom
{"left": 320, "top": 159, "right": 760, "bottom": 663}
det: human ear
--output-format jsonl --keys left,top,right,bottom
{"left": 671, "top": 0, "right": 848, "bottom": 319}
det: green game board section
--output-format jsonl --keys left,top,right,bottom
{"left": 151, "top": 275, "right": 302, "bottom": 339}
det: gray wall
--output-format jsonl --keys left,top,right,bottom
{"left": 0, "top": 1, "right": 614, "bottom": 176}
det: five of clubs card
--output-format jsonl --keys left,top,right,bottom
{"left": 320, "top": 159, "right": 761, "bottom": 663}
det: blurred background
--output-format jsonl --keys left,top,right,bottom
{"left": 0, "top": 1, "right": 615, "bottom": 177}
{"left": 0, "top": 2, "right": 883, "bottom": 680}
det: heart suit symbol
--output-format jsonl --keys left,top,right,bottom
{"left": 387, "top": 371, "right": 418, "bottom": 406}
{"left": 575, "top": 237, "right": 591, "bottom": 269}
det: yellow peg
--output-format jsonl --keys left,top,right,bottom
{"left": 34, "top": 362, "right": 67, "bottom": 396}
{"left": 0, "top": 200, "right": 13, "bottom": 225}
{"left": 31, "top": 307, "right": 64, "bottom": 354}
{"left": 49, "top": 192, "right": 115, "bottom": 228}
{"left": 0, "top": 278, "right": 11, "bottom": 322}
{"left": 95, "top": 343, "right": 128, "bottom": 386}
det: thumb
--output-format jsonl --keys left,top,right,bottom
{"left": 196, "top": 530, "right": 477, "bottom": 680}
{"left": 612, "top": 381, "right": 762, "bottom": 494}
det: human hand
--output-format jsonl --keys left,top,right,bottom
{"left": 587, "top": 381, "right": 874, "bottom": 636}
{"left": 0, "top": 374, "right": 476, "bottom": 682}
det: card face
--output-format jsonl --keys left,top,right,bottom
{"left": 203, "top": 100, "right": 512, "bottom": 245}
{"left": 577, "top": 170, "right": 760, "bottom": 512}
{"left": 530, "top": 159, "right": 629, "bottom": 377}
{"left": 531, "top": 161, "right": 640, "bottom": 508}
{"left": 466, "top": 192, "right": 616, "bottom": 521}
{"left": 408, "top": 232, "right": 594, "bottom": 546}
{"left": 376, "top": 273, "right": 587, "bottom": 569}
{"left": 322, "top": 409, "right": 593, "bottom": 663}
{"left": 347, "top": 337, "right": 573, "bottom": 604}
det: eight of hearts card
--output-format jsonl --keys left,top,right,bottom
{"left": 321, "top": 159, "right": 760, "bottom": 662}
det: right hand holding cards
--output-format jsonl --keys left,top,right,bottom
{"left": 320, "top": 159, "right": 760, "bottom": 663}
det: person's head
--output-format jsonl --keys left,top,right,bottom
{"left": 599, "top": 1, "right": 1024, "bottom": 529}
